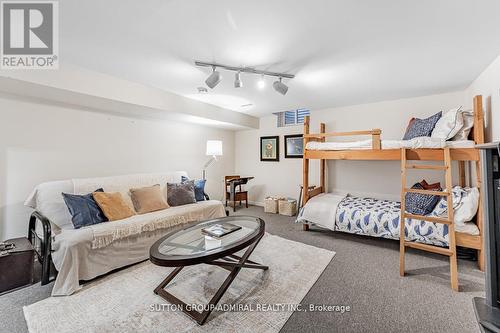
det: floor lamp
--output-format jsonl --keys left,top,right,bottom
{"left": 203, "top": 140, "right": 223, "bottom": 180}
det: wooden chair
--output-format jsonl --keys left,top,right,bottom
{"left": 225, "top": 175, "right": 248, "bottom": 212}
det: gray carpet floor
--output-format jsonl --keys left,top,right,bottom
{"left": 0, "top": 205, "right": 485, "bottom": 332}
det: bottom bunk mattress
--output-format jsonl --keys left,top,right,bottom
{"left": 297, "top": 194, "right": 480, "bottom": 247}
{"left": 336, "top": 196, "right": 449, "bottom": 246}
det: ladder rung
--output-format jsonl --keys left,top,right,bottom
{"left": 403, "top": 188, "right": 449, "bottom": 196}
{"left": 404, "top": 241, "right": 453, "bottom": 256}
{"left": 403, "top": 213, "right": 452, "bottom": 225}
{"left": 405, "top": 164, "right": 448, "bottom": 170}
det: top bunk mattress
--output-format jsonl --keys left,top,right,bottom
{"left": 306, "top": 137, "right": 475, "bottom": 151}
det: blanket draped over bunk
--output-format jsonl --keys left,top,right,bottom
{"left": 297, "top": 193, "right": 479, "bottom": 247}
{"left": 336, "top": 196, "right": 448, "bottom": 246}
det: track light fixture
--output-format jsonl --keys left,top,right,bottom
{"left": 205, "top": 66, "right": 222, "bottom": 89}
{"left": 234, "top": 71, "right": 243, "bottom": 88}
{"left": 195, "top": 60, "right": 293, "bottom": 95}
{"left": 273, "top": 77, "right": 288, "bottom": 96}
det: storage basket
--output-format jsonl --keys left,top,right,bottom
{"left": 264, "top": 196, "right": 284, "bottom": 213}
{"left": 278, "top": 198, "right": 297, "bottom": 216}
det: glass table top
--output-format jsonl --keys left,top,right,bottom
{"left": 157, "top": 216, "right": 262, "bottom": 257}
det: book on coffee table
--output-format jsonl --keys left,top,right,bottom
{"left": 201, "top": 223, "right": 242, "bottom": 238}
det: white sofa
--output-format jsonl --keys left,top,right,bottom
{"left": 25, "top": 172, "right": 226, "bottom": 296}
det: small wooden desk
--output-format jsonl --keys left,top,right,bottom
{"left": 226, "top": 176, "right": 254, "bottom": 212}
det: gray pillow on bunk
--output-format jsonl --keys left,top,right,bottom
{"left": 404, "top": 183, "right": 441, "bottom": 216}
{"left": 403, "top": 112, "right": 442, "bottom": 140}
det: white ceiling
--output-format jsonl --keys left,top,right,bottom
{"left": 60, "top": 0, "right": 500, "bottom": 117}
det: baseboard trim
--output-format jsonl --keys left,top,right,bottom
{"left": 249, "top": 201, "right": 264, "bottom": 207}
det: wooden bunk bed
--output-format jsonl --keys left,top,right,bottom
{"left": 301, "top": 95, "right": 485, "bottom": 291}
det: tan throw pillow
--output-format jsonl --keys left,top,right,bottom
{"left": 92, "top": 192, "right": 136, "bottom": 221}
{"left": 129, "top": 184, "right": 169, "bottom": 214}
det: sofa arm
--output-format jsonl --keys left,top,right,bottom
{"left": 28, "top": 211, "right": 53, "bottom": 285}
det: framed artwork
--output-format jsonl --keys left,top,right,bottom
{"left": 260, "top": 136, "right": 279, "bottom": 162}
{"left": 284, "top": 134, "right": 304, "bottom": 158}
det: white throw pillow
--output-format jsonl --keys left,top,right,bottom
{"left": 451, "top": 110, "right": 474, "bottom": 141}
{"left": 431, "top": 107, "right": 464, "bottom": 140}
{"left": 432, "top": 186, "right": 479, "bottom": 227}
{"left": 454, "top": 187, "right": 480, "bottom": 225}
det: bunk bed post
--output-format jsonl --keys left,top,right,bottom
{"left": 474, "top": 95, "right": 485, "bottom": 271}
{"left": 458, "top": 161, "right": 466, "bottom": 187}
{"left": 445, "top": 148, "right": 459, "bottom": 291}
{"left": 372, "top": 129, "right": 382, "bottom": 150}
{"left": 303, "top": 115, "right": 310, "bottom": 231}
{"left": 320, "top": 123, "right": 326, "bottom": 192}
{"left": 476, "top": 158, "right": 484, "bottom": 271}
{"left": 399, "top": 149, "right": 407, "bottom": 277}
{"left": 473, "top": 95, "right": 485, "bottom": 144}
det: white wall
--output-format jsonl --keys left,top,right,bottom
{"left": 0, "top": 95, "right": 234, "bottom": 240}
{"left": 235, "top": 91, "right": 466, "bottom": 205}
{"left": 465, "top": 53, "right": 500, "bottom": 142}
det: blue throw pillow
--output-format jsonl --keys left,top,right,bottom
{"left": 403, "top": 112, "right": 442, "bottom": 140}
{"left": 404, "top": 183, "right": 441, "bottom": 216}
{"left": 181, "top": 176, "right": 206, "bottom": 201}
{"left": 62, "top": 188, "right": 108, "bottom": 229}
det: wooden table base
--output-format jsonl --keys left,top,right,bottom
{"left": 153, "top": 235, "right": 268, "bottom": 325}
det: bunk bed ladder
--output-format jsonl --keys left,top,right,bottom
{"left": 399, "top": 148, "right": 459, "bottom": 291}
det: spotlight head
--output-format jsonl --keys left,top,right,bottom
{"left": 257, "top": 75, "right": 266, "bottom": 89}
{"left": 205, "top": 66, "right": 221, "bottom": 89}
{"left": 273, "top": 77, "right": 288, "bottom": 95}
{"left": 234, "top": 71, "right": 243, "bottom": 88}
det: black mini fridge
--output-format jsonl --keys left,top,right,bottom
{"left": 474, "top": 142, "right": 500, "bottom": 332}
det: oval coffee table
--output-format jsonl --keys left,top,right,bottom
{"left": 150, "top": 215, "right": 267, "bottom": 325}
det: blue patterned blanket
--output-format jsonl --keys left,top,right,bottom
{"left": 336, "top": 196, "right": 448, "bottom": 246}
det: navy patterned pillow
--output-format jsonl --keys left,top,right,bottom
{"left": 404, "top": 183, "right": 441, "bottom": 216}
{"left": 62, "top": 188, "right": 108, "bottom": 229}
{"left": 403, "top": 112, "right": 442, "bottom": 140}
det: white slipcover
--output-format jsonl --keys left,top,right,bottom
{"left": 25, "top": 172, "right": 226, "bottom": 296}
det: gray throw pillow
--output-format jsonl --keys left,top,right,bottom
{"left": 167, "top": 181, "right": 197, "bottom": 206}
{"left": 403, "top": 112, "right": 442, "bottom": 140}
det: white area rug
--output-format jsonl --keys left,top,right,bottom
{"left": 24, "top": 234, "right": 335, "bottom": 333}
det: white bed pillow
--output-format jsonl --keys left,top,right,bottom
{"left": 454, "top": 187, "right": 480, "bottom": 225}
{"left": 431, "top": 107, "right": 464, "bottom": 140}
{"left": 451, "top": 110, "right": 474, "bottom": 141}
{"left": 432, "top": 186, "right": 479, "bottom": 227}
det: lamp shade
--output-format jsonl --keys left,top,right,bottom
{"left": 206, "top": 140, "right": 223, "bottom": 156}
